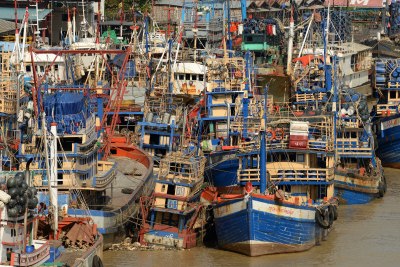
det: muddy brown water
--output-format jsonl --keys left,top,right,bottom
{"left": 103, "top": 168, "right": 400, "bottom": 267}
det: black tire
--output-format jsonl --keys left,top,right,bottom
{"left": 328, "top": 205, "right": 335, "bottom": 226}
{"left": 332, "top": 205, "right": 338, "bottom": 221}
{"left": 383, "top": 176, "right": 387, "bottom": 194}
{"left": 378, "top": 181, "right": 384, "bottom": 198}
{"left": 315, "top": 208, "right": 330, "bottom": 229}
{"left": 121, "top": 188, "right": 134, "bottom": 194}
{"left": 92, "top": 255, "right": 104, "bottom": 267}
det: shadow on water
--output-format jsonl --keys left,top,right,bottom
{"left": 104, "top": 168, "right": 400, "bottom": 267}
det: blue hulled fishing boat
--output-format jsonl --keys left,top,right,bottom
{"left": 372, "top": 58, "right": 400, "bottom": 168}
{"left": 202, "top": 88, "right": 338, "bottom": 255}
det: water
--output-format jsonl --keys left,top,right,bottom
{"left": 104, "top": 168, "right": 400, "bottom": 267}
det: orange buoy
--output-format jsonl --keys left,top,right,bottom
{"left": 266, "top": 129, "right": 276, "bottom": 140}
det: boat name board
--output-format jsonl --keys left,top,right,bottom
{"left": 381, "top": 117, "right": 400, "bottom": 131}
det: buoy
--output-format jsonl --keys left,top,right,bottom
{"left": 266, "top": 129, "right": 276, "bottom": 140}
{"left": 234, "top": 70, "right": 242, "bottom": 78}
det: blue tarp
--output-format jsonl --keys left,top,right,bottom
{"left": 43, "top": 92, "right": 89, "bottom": 134}
{"left": 44, "top": 92, "right": 84, "bottom": 116}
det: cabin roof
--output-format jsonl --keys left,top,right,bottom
{"left": 0, "top": 19, "right": 19, "bottom": 34}
{"left": 0, "top": 7, "right": 52, "bottom": 21}
{"left": 173, "top": 62, "right": 207, "bottom": 74}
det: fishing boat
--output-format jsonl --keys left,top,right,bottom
{"left": 139, "top": 150, "right": 206, "bottom": 249}
{"left": 372, "top": 58, "right": 400, "bottom": 168}
{"left": 198, "top": 52, "right": 258, "bottom": 187}
{"left": 13, "top": 42, "right": 154, "bottom": 247}
{"left": 201, "top": 89, "right": 338, "bottom": 256}
{"left": 0, "top": 148, "right": 103, "bottom": 267}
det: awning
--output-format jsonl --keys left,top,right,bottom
{"left": 0, "top": 7, "right": 52, "bottom": 21}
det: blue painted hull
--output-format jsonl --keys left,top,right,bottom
{"left": 334, "top": 172, "right": 381, "bottom": 205}
{"left": 334, "top": 187, "right": 376, "bottom": 205}
{"left": 375, "top": 114, "right": 400, "bottom": 168}
{"left": 206, "top": 151, "right": 239, "bottom": 187}
{"left": 213, "top": 196, "right": 323, "bottom": 256}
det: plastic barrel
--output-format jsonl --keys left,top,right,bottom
{"left": 169, "top": 115, "right": 176, "bottom": 125}
{"left": 26, "top": 245, "right": 35, "bottom": 254}
{"left": 163, "top": 113, "right": 170, "bottom": 124}
{"left": 375, "top": 75, "right": 386, "bottom": 83}
{"left": 146, "top": 112, "right": 153, "bottom": 122}
{"left": 375, "top": 67, "right": 386, "bottom": 73}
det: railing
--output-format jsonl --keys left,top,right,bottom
{"left": 336, "top": 139, "right": 372, "bottom": 155}
{"left": 270, "top": 168, "right": 333, "bottom": 181}
{"left": 95, "top": 161, "right": 117, "bottom": 188}
{"left": 11, "top": 241, "right": 50, "bottom": 266}
{"left": 295, "top": 92, "right": 326, "bottom": 103}
{"left": 376, "top": 104, "right": 398, "bottom": 116}
{"left": 239, "top": 138, "right": 332, "bottom": 152}
{"left": 237, "top": 168, "right": 260, "bottom": 182}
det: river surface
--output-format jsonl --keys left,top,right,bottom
{"left": 104, "top": 168, "right": 400, "bottom": 267}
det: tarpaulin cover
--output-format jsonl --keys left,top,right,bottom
{"left": 44, "top": 92, "right": 85, "bottom": 116}
{"left": 42, "top": 92, "right": 89, "bottom": 134}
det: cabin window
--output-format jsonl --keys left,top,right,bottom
{"left": 11, "top": 229, "right": 16, "bottom": 237}
{"left": 26, "top": 65, "right": 31, "bottom": 72}
{"left": 191, "top": 74, "right": 196, "bottom": 80}
{"left": 199, "top": 74, "right": 204, "bottom": 81}
{"left": 54, "top": 64, "right": 59, "bottom": 71}
{"left": 40, "top": 66, "right": 45, "bottom": 72}
{"left": 351, "top": 55, "right": 356, "bottom": 70}
{"left": 296, "top": 154, "right": 305, "bottom": 162}
{"left": 179, "top": 74, "right": 184, "bottom": 80}
{"left": 167, "top": 184, "right": 175, "bottom": 195}
{"left": 390, "top": 91, "right": 396, "bottom": 99}
{"left": 185, "top": 74, "right": 190, "bottom": 80}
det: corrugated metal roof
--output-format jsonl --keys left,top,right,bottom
{"left": 0, "top": 19, "right": 17, "bottom": 34}
{"left": 0, "top": 7, "right": 52, "bottom": 21}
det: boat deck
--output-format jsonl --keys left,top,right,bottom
{"left": 102, "top": 156, "right": 152, "bottom": 211}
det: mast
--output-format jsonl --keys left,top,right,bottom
{"left": 20, "top": 8, "right": 29, "bottom": 71}
{"left": 72, "top": 7, "right": 76, "bottom": 41}
{"left": 81, "top": 0, "right": 87, "bottom": 38}
{"left": 43, "top": 114, "right": 58, "bottom": 238}
{"left": 286, "top": 3, "right": 294, "bottom": 75}
{"left": 260, "top": 86, "right": 268, "bottom": 194}
{"left": 34, "top": 0, "right": 41, "bottom": 42}
{"left": 193, "top": 0, "right": 199, "bottom": 62}
{"left": 67, "top": 8, "right": 73, "bottom": 45}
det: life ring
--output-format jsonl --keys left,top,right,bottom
{"left": 266, "top": 129, "right": 276, "bottom": 140}
{"left": 273, "top": 105, "right": 280, "bottom": 114}
{"left": 92, "top": 255, "right": 104, "bottom": 267}
{"left": 234, "top": 70, "right": 242, "bottom": 78}
{"left": 274, "top": 128, "right": 284, "bottom": 140}
{"left": 386, "top": 109, "right": 391, "bottom": 116}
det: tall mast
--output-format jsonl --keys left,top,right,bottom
{"left": 260, "top": 86, "right": 268, "bottom": 194}
{"left": 81, "top": 0, "right": 87, "bottom": 38}
{"left": 43, "top": 114, "right": 58, "bottom": 238}
{"left": 286, "top": 3, "right": 294, "bottom": 75}
{"left": 72, "top": 7, "right": 76, "bottom": 41}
